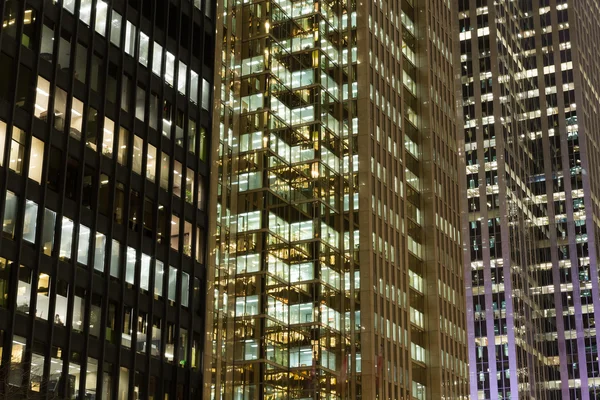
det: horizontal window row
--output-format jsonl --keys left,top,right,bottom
{"left": 33, "top": 75, "right": 208, "bottom": 162}
{"left": 2, "top": 328, "right": 201, "bottom": 398}
{"left": 1, "top": 195, "right": 202, "bottom": 299}
{"left": 50, "top": 0, "right": 212, "bottom": 107}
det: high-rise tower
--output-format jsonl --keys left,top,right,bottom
{"left": 205, "top": 0, "right": 469, "bottom": 398}
{"left": 457, "top": 0, "right": 600, "bottom": 398}
{"left": 0, "top": 0, "right": 214, "bottom": 398}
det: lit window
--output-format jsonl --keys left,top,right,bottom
{"left": 77, "top": 225, "right": 90, "bottom": 265}
{"left": 132, "top": 135, "right": 143, "bottom": 175}
{"left": 29, "top": 136, "right": 44, "bottom": 183}
{"left": 146, "top": 144, "right": 156, "bottom": 182}
{"left": 139, "top": 32, "right": 150, "bottom": 66}
{"left": 152, "top": 43, "right": 163, "bottom": 76}
{"left": 23, "top": 200, "right": 38, "bottom": 244}
{"left": 9, "top": 126, "right": 26, "bottom": 175}
{"left": 94, "top": 232, "right": 106, "bottom": 272}
{"left": 3, "top": 191, "right": 18, "bottom": 238}
{"left": 59, "top": 217, "right": 73, "bottom": 260}
{"left": 102, "top": 117, "right": 115, "bottom": 157}
{"left": 110, "top": 11, "right": 121, "bottom": 46}
{"left": 141, "top": 254, "right": 151, "bottom": 291}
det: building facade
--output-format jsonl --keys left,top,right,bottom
{"left": 0, "top": 0, "right": 214, "bottom": 398}
{"left": 205, "top": 0, "right": 468, "bottom": 398}
{"left": 457, "top": 0, "right": 600, "bottom": 398}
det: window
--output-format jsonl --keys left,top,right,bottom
{"left": 0, "top": 258, "right": 10, "bottom": 308}
{"left": 54, "top": 87, "right": 67, "bottom": 131}
{"left": 185, "top": 168, "right": 194, "bottom": 204}
{"left": 146, "top": 144, "right": 156, "bottom": 181}
{"left": 16, "top": 265, "right": 32, "bottom": 314}
{"left": 23, "top": 200, "right": 38, "bottom": 243}
{"left": 58, "top": 31, "right": 72, "bottom": 71}
{"left": 59, "top": 217, "right": 74, "bottom": 260}
{"left": 40, "top": 23, "right": 55, "bottom": 61}
{"left": 85, "top": 107, "right": 98, "bottom": 150}
{"left": 165, "top": 52, "right": 175, "bottom": 86}
{"left": 168, "top": 266, "right": 177, "bottom": 302}
{"left": 36, "top": 273, "right": 50, "bottom": 320}
{"left": 118, "top": 127, "right": 129, "bottom": 166}
{"left": 160, "top": 152, "right": 170, "bottom": 190}
{"left": 171, "top": 215, "right": 180, "bottom": 251}
{"left": 75, "top": 43, "right": 87, "bottom": 84}
{"left": 42, "top": 208, "right": 56, "bottom": 256}
{"left": 152, "top": 42, "right": 163, "bottom": 76}
{"left": 90, "top": 293, "right": 101, "bottom": 337}
{"left": 110, "top": 11, "right": 122, "bottom": 46}
{"left": 95, "top": 1, "right": 108, "bottom": 36}
{"left": 102, "top": 117, "right": 115, "bottom": 157}
{"left": 0, "top": 121, "right": 5, "bottom": 166}
{"left": 154, "top": 260, "right": 164, "bottom": 298}
{"left": 94, "top": 232, "right": 106, "bottom": 272}
{"left": 9, "top": 126, "right": 26, "bottom": 175}
{"left": 34, "top": 77, "right": 50, "bottom": 119}
{"left": 77, "top": 225, "right": 91, "bottom": 265}
{"left": 181, "top": 272, "right": 190, "bottom": 307}
{"left": 79, "top": 0, "right": 93, "bottom": 24}
{"left": 141, "top": 254, "right": 151, "bottom": 291}
{"left": 70, "top": 97, "right": 84, "bottom": 137}
{"left": 110, "top": 240, "right": 121, "bottom": 279}
{"left": 135, "top": 85, "right": 145, "bottom": 121}
{"left": 139, "top": 32, "right": 150, "bottom": 66}
{"left": 151, "top": 317, "right": 162, "bottom": 357}
{"left": 3, "top": 191, "right": 18, "bottom": 238}
{"left": 29, "top": 136, "right": 44, "bottom": 183}
{"left": 73, "top": 287, "right": 85, "bottom": 332}
{"left": 126, "top": 247, "right": 136, "bottom": 285}
{"left": 202, "top": 79, "right": 210, "bottom": 110}
{"left": 124, "top": 21, "right": 136, "bottom": 55}
{"left": 132, "top": 135, "right": 143, "bottom": 174}
{"left": 173, "top": 160, "right": 183, "bottom": 197}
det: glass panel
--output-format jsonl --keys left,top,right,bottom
{"left": 109, "top": 11, "right": 121, "bottom": 46}
{"left": 126, "top": 247, "right": 136, "bottom": 285}
{"left": 23, "top": 200, "right": 38, "bottom": 243}
{"left": 110, "top": 240, "right": 120, "bottom": 278}
{"left": 3, "top": 191, "right": 18, "bottom": 238}
{"left": 29, "top": 136, "right": 44, "bottom": 183}
{"left": 118, "top": 127, "right": 129, "bottom": 166}
{"left": 141, "top": 254, "right": 151, "bottom": 291}
{"left": 95, "top": 1, "right": 108, "bottom": 36}
{"left": 152, "top": 43, "right": 162, "bottom": 76}
{"left": 42, "top": 208, "right": 56, "bottom": 256}
{"left": 124, "top": 21, "right": 135, "bottom": 55}
{"left": 9, "top": 126, "right": 26, "bottom": 175}
{"left": 139, "top": 32, "right": 150, "bottom": 66}
{"left": 59, "top": 217, "right": 73, "bottom": 260}
{"left": 77, "top": 225, "right": 91, "bottom": 265}
{"left": 102, "top": 117, "right": 115, "bottom": 157}
{"left": 34, "top": 76, "right": 50, "bottom": 118}
{"left": 154, "top": 260, "right": 164, "bottom": 297}
{"left": 94, "top": 232, "right": 106, "bottom": 272}
{"left": 36, "top": 273, "right": 50, "bottom": 320}
{"left": 181, "top": 272, "right": 189, "bottom": 307}
{"left": 146, "top": 144, "right": 156, "bottom": 182}
{"left": 168, "top": 266, "right": 177, "bottom": 302}
{"left": 132, "top": 135, "right": 143, "bottom": 174}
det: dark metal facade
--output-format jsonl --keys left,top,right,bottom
{"left": 0, "top": 0, "right": 214, "bottom": 398}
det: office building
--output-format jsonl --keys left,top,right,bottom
{"left": 204, "top": 0, "right": 468, "bottom": 398}
{"left": 0, "top": 0, "right": 213, "bottom": 398}
{"left": 457, "top": 0, "right": 600, "bottom": 398}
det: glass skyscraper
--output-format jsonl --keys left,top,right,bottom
{"left": 0, "top": 0, "right": 213, "bottom": 398}
{"left": 205, "top": 0, "right": 468, "bottom": 398}
{"left": 457, "top": 0, "right": 600, "bottom": 398}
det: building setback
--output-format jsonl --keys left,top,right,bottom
{"left": 0, "top": 0, "right": 214, "bottom": 398}
{"left": 204, "top": 0, "right": 468, "bottom": 397}
{"left": 456, "top": 0, "right": 600, "bottom": 398}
